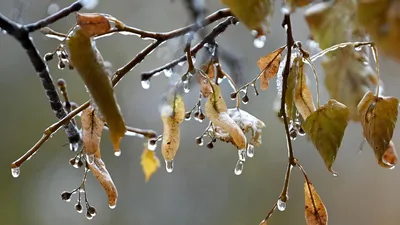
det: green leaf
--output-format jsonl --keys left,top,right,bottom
{"left": 358, "top": 91, "right": 399, "bottom": 168}
{"left": 303, "top": 99, "right": 350, "bottom": 173}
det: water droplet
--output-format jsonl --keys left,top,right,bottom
{"left": 277, "top": 199, "right": 286, "bottom": 211}
{"left": 109, "top": 204, "right": 116, "bottom": 209}
{"left": 163, "top": 69, "right": 173, "bottom": 77}
{"left": 178, "top": 61, "right": 186, "bottom": 66}
{"left": 80, "top": 0, "right": 99, "bottom": 10}
{"left": 86, "top": 154, "right": 94, "bottom": 164}
{"left": 165, "top": 160, "right": 174, "bottom": 173}
{"left": 70, "top": 142, "right": 79, "bottom": 151}
{"left": 191, "top": 56, "right": 196, "bottom": 63}
{"left": 65, "top": 198, "right": 71, "bottom": 203}
{"left": 141, "top": 79, "right": 150, "bottom": 89}
{"left": 195, "top": 137, "right": 204, "bottom": 146}
{"left": 234, "top": 160, "right": 244, "bottom": 175}
{"left": 114, "top": 150, "right": 121, "bottom": 157}
{"left": 1, "top": 29, "right": 7, "bottom": 35}
{"left": 238, "top": 149, "right": 246, "bottom": 162}
{"left": 281, "top": 4, "right": 291, "bottom": 14}
{"left": 254, "top": 35, "right": 266, "bottom": 48}
{"left": 86, "top": 212, "right": 93, "bottom": 220}
{"left": 355, "top": 46, "right": 363, "bottom": 51}
{"left": 148, "top": 139, "right": 157, "bottom": 151}
{"left": 183, "top": 81, "right": 190, "bottom": 93}
{"left": 47, "top": 3, "right": 60, "bottom": 15}
{"left": 79, "top": 188, "right": 85, "bottom": 193}
{"left": 247, "top": 144, "right": 255, "bottom": 158}
{"left": 184, "top": 116, "right": 191, "bottom": 121}
{"left": 11, "top": 167, "right": 20, "bottom": 178}
{"left": 332, "top": 172, "right": 338, "bottom": 177}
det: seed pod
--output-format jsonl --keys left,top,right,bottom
{"left": 205, "top": 84, "right": 247, "bottom": 150}
{"left": 161, "top": 94, "right": 185, "bottom": 161}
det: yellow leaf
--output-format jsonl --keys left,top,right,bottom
{"left": 67, "top": 27, "right": 126, "bottom": 153}
{"left": 197, "top": 62, "right": 214, "bottom": 97}
{"left": 161, "top": 94, "right": 185, "bottom": 163}
{"left": 141, "top": 147, "right": 160, "bottom": 182}
{"left": 205, "top": 85, "right": 247, "bottom": 150}
{"left": 304, "top": 182, "right": 328, "bottom": 225}
{"left": 357, "top": 0, "right": 400, "bottom": 62}
{"left": 87, "top": 153, "right": 118, "bottom": 209}
{"left": 221, "top": 0, "right": 274, "bottom": 35}
{"left": 76, "top": 13, "right": 111, "bottom": 37}
{"left": 81, "top": 106, "right": 104, "bottom": 157}
{"left": 294, "top": 60, "right": 316, "bottom": 120}
{"left": 358, "top": 91, "right": 399, "bottom": 168}
{"left": 257, "top": 46, "right": 285, "bottom": 90}
{"left": 303, "top": 99, "right": 350, "bottom": 173}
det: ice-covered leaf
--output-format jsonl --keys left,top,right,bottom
{"left": 141, "top": 147, "right": 160, "bottom": 182}
{"left": 304, "top": 182, "right": 328, "bottom": 225}
{"left": 161, "top": 94, "right": 185, "bottom": 162}
{"left": 76, "top": 13, "right": 111, "bottom": 37}
{"left": 205, "top": 85, "right": 247, "bottom": 150}
{"left": 221, "top": 0, "right": 274, "bottom": 35}
{"left": 294, "top": 60, "right": 316, "bottom": 120}
{"left": 358, "top": 91, "right": 399, "bottom": 168}
{"left": 67, "top": 27, "right": 126, "bottom": 153}
{"left": 357, "top": 0, "right": 400, "bottom": 62}
{"left": 303, "top": 100, "right": 350, "bottom": 173}
{"left": 257, "top": 46, "right": 285, "bottom": 90}
{"left": 87, "top": 152, "right": 118, "bottom": 209}
{"left": 81, "top": 107, "right": 104, "bottom": 157}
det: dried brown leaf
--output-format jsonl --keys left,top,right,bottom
{"left": 161, "top": 94, "right": 185, "bottom": 161}
{"left": 303, "top": 99, "right": 350, "bottom": 173}
{"left": 67, "top": 27, "right": 126, "bottom": 153}
{"left": 205, "top": 85, "right": 247, "bottom": 150}
{"left": 81, "top": 107, "right": 104, "bottom": 156}
{"left": 221, "top": 0, "right": 274, "bottom": 35}
{"left": 357, "top": 0, "right": 400, "bottom": 62}
{"left": 88, "top": 154, "right": 118, "bottom": 209}
{"left": 257, "top": 46, "right": 284, "bottom": 90}
{"left": 294, "top": 61, "right": 316, "bottom": 120}
{"left": 358, "top": 91, "right": 399, "bottom": 168}
{"left": 76, "top": 13, "right": 111, "bottom": 37}
{"left": 141, "top": 147, "right": 160, "bottom": 182}
{"left": 304, "top": 182, "right": 328, "bottom": 225}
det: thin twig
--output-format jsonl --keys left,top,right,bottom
{"left": 260, "top": 203, "right": 277, "bottom": 224}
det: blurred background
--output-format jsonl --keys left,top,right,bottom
{"left": 1, "top": 0, "right": 400, "bottom": 225}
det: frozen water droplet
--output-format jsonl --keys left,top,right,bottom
{"left": 254, "top": 35, "right": 266, "bottom": 48}
{"left": 281, "top": 4, "right": 291, "bottom": 14}
{"left": 163, "top": 69, "right": 173, "bottom": 77}
{"left": 86, "top": 154, "right": 94, "bottom": 164}
{"left": 238, "top": 149, "right": 246, "bottom": 162}
{"left": 80, "top": 0, "right": 99, "bottom": 10}
{"left": 11, "top": 167, "right": 20, "bottom": 178}
{"left": 66, "top": 198, "right": 71, "bottom": 203}
{"left": 165, "top": 160, "right": 174, "bottom": 173}
{"left": 147, "top": 139, "right": 157, "bottom": 151}
{"left": 277, "top": 199, "right": 286, "bottom": 211}
{"left": 184, "top": 116, "right": 191, "bottom": 121}
{"left": 141, "top": 79, "right": 150, "bottom": 89}
{"left": 178, "top": 61, "right": 186, "bottom": 66}
{"left": 332, "top": 172, "right": 338, "bottom": 177}
{"left": 355, "top": 46, "right": 363, "bottom": 51}
{"left": 183, "top": 81, "right": 190, "bottom": 93}
{"left": 86, "top": 213, "right": 93, "bottom": 220}
{"left": 247, "top": 144, "right": 255, "bottom": 158}
{"left": 191, "top": 56, "right": 196, "bottom": 63}
{"left": 1, "top": 29, "right": 7, "bottom": 35}
{"left": 114, "top": 150, "right": 121, "bottom": 157}
{"left": 234, "top": 160, "right": 244, "bottom": 175}
{"left": 47, "top": 3, "right": 60, "bottom": 15}
{"left": 109, "top": 204, "right": 116, "bottom": 209}
{"left": 70, "top": 142, "right": 79, "bottom": 151}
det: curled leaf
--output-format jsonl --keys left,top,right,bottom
{"left": 141, "top": 147, "right": 160, "bottom": 182}
{"left": 303, "top": 100, "right": 350, "bottom": 173}
{"left": 294, "top": 60, "right": 316, "bottom": 120}
{"left": 67, "top": 27, "right": 126, "bottom": 153}
{"left": 221, "top": 0, "right": 274, "bottom": 35}
{"left": 205, "top": 85, "right": 247, "bottom": 150}
{"left": 304, "top": 182, "right": 328, "bottom": 225}
{"left": 197, "top": 63, "right": 214, "bottom": 98}
{"left": 358, "top": 91, "right": 399, "bottom": 168}
{"left": 76, "top": 13, "right": 111, "bottom": 37}
{"left": 81, "top": 107, "right": 104, "bottom": 157}
{"left": 257, "top": 46, "right": 285, "bottom": 90}
{"left": 161, "top": 94, "right": 185, "bottom": 162}
{"left": 88, "top": 153, "right": 118, "bottom": 209}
